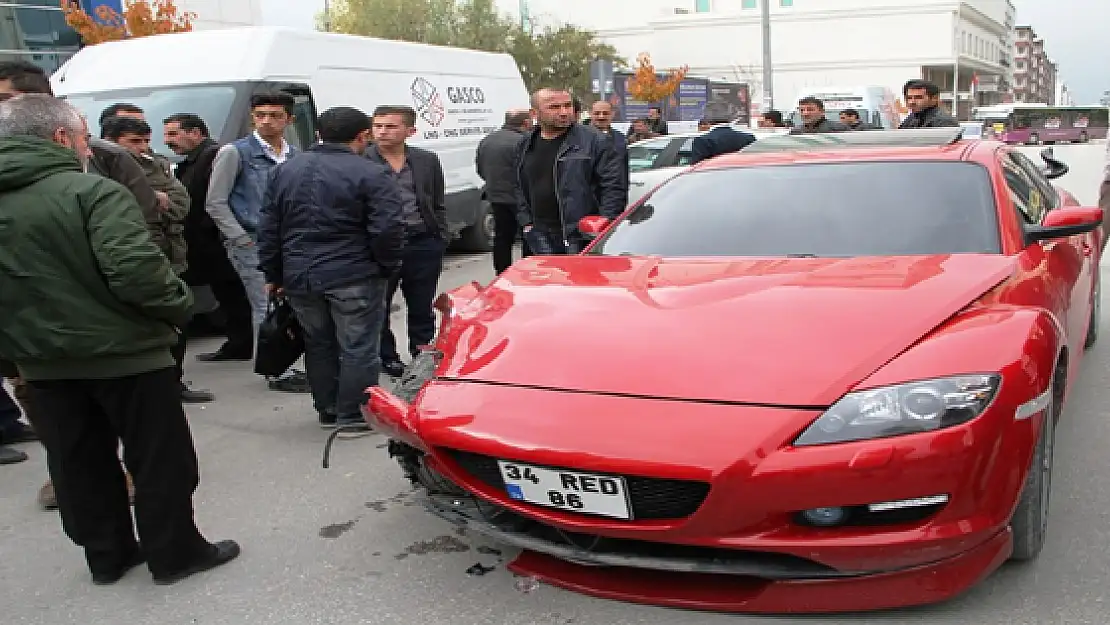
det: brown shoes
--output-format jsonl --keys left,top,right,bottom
{"left": 39, "top": 472, "right": 135, "bottom": 510}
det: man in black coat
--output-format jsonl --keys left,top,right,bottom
{"left": 477, "top": 109, "right": 533, "bottom": 273}
{"left": 259, "top": 107, "right": 404, "bottom": 434}
{"left": 899, "top": 80, "right": 959, "bottom": 128}
{"left": 690, "top": 116, "right": 757, "bottom": 164}
{"left": 366, "top": 105, "right": 449, "bottom": 378}
{"left": 164, "top": 114, "right": 255, "bottom": 380}
{"left": 512, "top": 88, "right": 626, "bottom": 255}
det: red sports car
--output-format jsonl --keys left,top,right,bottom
{"left": 364, "top": 128, "right": 1103, "bottom": 614}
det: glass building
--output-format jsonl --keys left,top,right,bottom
{"left": 0, "top": 0, "right": 101, "bottom": 73}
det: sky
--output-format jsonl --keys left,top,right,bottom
{"left": 260, "top": 0, "right": 1106, "bottom": 103}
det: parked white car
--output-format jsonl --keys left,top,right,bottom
{"left": 627, "top": 127, "right": 789, "bottom": 205}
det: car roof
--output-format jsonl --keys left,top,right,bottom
{"left": 628, "top": 126, "right": 789, "bottom": 145}
{"left": 695, "top": 127, "right": 987, "bottom": 169}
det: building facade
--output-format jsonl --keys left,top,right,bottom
{"left": 506, "top": 0, "right": 1014, "bottom": 120}
{"left": 0, "top": 0, "right": 261, "bottom": 74}
{"left": 1012, "top": 25, "right": 1057, "bottom": 104}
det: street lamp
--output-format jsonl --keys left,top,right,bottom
{"left": 760, "top": 0, "right": 773, "bottom": 111}
{"left": 322, "top": 0, "right": 331, "bottom": 32}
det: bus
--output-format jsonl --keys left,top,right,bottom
{"left": 785, "top": 85, "right": 903, "bottom": 129}
{"left": 972, "top": 103, "right": 1109, "bottom": 144}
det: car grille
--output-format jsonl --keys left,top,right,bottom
{"left": 441, "top": 449, "right": 711, "bottom": 521}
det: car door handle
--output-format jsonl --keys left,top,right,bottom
{"left": 630, "top": 180, "right": 645, "bottom": 186}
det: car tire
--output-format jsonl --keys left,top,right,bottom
{"left": 1029, "top": 133, "right": 1041, "bottom": 145}
{"left": 1085, "top": 274, "right": 1100, "bottom": 350}
{"left": 1009, "top": 376, "right": 1057, "bottom": 561}
{"left": 455, "top": 202, "right": 494, "bottom": 252}
{"left": 1079, "top": 131, "right": 1089, "bottom": 143}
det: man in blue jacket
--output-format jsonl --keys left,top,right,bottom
{"left": 258, "top": 107, "right": 405, "bottom": 435}
{"left": 690, "top": 115, "right": 757, "bottom": 164}
{"left": 513, "top": 88, "right": 626, "bottom": 254}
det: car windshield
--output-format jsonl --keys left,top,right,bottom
{"left": 62, "top": 85, "right": 238, "bottom": 158}
{"left": 589, "top": 161, "right": 1001, "bottom": 258}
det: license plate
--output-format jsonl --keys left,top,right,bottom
{"left": 496, "top": 460, "right": 632, "bottom": 520}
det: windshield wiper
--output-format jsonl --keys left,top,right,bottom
{"left": 786, "top": 253, "right": 818, "bottom": 258}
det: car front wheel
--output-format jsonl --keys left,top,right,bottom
{"left": 1009, "top": 377, "right": 1057, "bottom": 561}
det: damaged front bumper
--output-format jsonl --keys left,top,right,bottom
{"left": 423, "top": 493, "right": 1013, "bottom": 614}
{"left": 424, "top": 493, "right": 862, "bottom": 580}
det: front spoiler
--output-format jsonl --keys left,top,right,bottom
{"left": 423, "top": 494, "right": 852, "bottom": 580}
{"left": 424, "top": 494, "right": 1013, "bottom": 614}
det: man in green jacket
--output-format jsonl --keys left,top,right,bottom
{"left": 0, "top": 93, "right": 240, "bottom": 585}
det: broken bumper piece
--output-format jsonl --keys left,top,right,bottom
{"left": 424, "top": 493, "right": 1012, "bottom": 614}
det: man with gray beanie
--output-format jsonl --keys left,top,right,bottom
{"left": 0, "top": 94, "right": 239, "bottom": 586}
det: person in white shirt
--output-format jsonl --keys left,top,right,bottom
{"left": 203, "top": 93, "right": 308, "bottom": 392}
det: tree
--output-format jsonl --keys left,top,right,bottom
{"left": 61, "top": 0, "right": 195, "bottom": 45}
{"left": 509, "top": 25, "right": 622, "bottom": 96}
{"left": 327, "top": 0, "right": 622, "bottom": 95}
{"left": 626, "top": 53, "right": 688, "bottom": 103}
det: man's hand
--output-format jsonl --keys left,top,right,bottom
{"left": 265, "top": 283, "right": 284, "bottom": 297}
{"left": 155, "top": 191, "right": 170, "bottom": 212}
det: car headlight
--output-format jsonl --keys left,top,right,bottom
{"left": 793, "top": 374, "right": 1001, "bottom": 446}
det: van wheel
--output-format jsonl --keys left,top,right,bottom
{"left": 456, "top": 203, "right": 494, "bottom": 252}
{"left": 1010, "top": 375, "right": 1057, "bottom": 561}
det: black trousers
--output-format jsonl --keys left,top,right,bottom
{"left": 208, "top": 276, "right": 254, "bottom": 353}
{"left": 381, "top": 232, "right": 447, "bottom": 362}
{"left": 170, "top": 328, "right": 187, "bottom": 387}
{"left": 26, "top": 367, "right": 211, "bottom": 577}
{"left": 492, "top": 202, "right": 531, "bottom": 274}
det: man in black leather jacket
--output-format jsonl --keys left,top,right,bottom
{"left": 512, "top": 88, "right": 626, "bottom": 254}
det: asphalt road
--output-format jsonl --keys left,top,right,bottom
{"left": 1, "top": 142, "right": 1108, "bottom": 625}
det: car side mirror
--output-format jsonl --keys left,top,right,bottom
{"left": 1040, "top": 147, "right": 1069, "bottom": 180}
{"left": 1027, "top": 206, "right": 1104, "bottom": 243}
{"left": 578, "top": 215, "right": 610, "bottom": 239}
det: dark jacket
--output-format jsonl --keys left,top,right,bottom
{"left": 476, "top": 126, "right": 526, "bottom": 205}
{"left": 789, "top": 116, "right": 850, "bottom": 134}
{"left": 174, "top": 138, "right": 235, "bottom": 284}
{"left": 365, "top": 144, "right": 447, "bottom": 240}
{"left": 0, "top": 136, "right": 192, "bottom": 381}
{"left": 845, "top": 121, "right": 879, "bottom": 131}
{"left": 258, "top": 143, "right": 406, "bottom": 294}
{"left": 137, "top": 150, "right": 190, "bottom": 274}
{"left": 513, "top": 123, "right": 627, "bottom": 237}
{"left": 598, "top": 127, "right": 630, "bottom": 186}
{"left": 899, "top": 106, "right": 959, "bottom": 129}
{"left": 691, "top": 126, "right": 757, "bottom": 164}
{"left": 88, "top": 137, "right": 160, "bottom": 217}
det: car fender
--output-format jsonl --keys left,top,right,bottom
{"left": 853, "top": 305, "right": 1063, "bottom": 527}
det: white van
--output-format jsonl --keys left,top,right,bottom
{"left": 50, "top": 26, "right": 530, "bottom": 251}
{"left": 786, "top": 85, "right": 902, "bottom": 130}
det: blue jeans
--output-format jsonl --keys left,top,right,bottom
{"left": 225, "top": 237, "right": 268, "bottom": 331}
{"left": 287, "top": 280, "right": 388, "bottom": 424}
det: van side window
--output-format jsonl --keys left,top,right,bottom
{"left": 285, "top": 91, "right": 318, "bottom": 151}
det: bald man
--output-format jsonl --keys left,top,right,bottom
{"left": 511, "top": 88, "right": 626, "bottom": 255}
